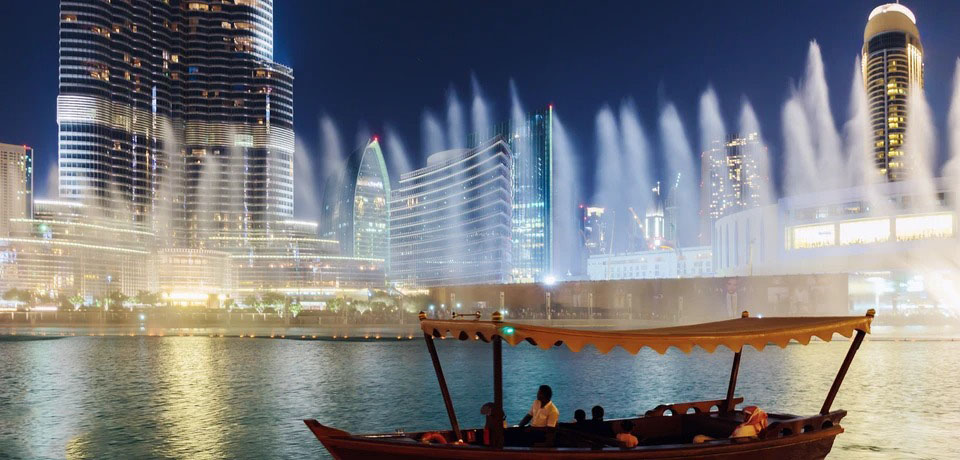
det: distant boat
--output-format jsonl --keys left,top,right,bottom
{"left": 305, "top": 309, "right": 874, "bottom": 459}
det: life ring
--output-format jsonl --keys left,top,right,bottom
{"left": 421, "top": 432, "right": 447, "bottom": 444}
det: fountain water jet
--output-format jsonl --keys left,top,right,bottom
{"left": 738, "top": 99, "right": 773, "bottom": 207}
{"left": 445, "top": 86, "right": 466, "bottom": 149}
{"left": 782, "top": 96, "right": 819, "bottom": 197}
{"left": 619, "top": 100, "right": 654, "bottom": 250}
{"left": 294, "top": 136, "right": 320, "bottom": 221}
{"left": 658, "top": 103, "right": 699, "bottom": 246}
{"left": 421, "top": 111, "right": 446, "bottom": 158}
{"left": 470, "top": 74, "right": 491, "bottom": 141}
{"left": 902, "top": 84, "right": 939, "bottom": 212}
{"left": 383, "top": 125, "right": 412, "bottom": 178}
{"left": 551, "top": 112, "right": 583, "bottom": 276}
{"left": 801, "top": 42, "right": 844, "bottom": 190}
{"left": 593, "top": 105, "right": 622, "bottom": 250}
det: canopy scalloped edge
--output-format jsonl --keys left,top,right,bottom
{"left": 419, "top": 315, "right": 872, "bottom": 355}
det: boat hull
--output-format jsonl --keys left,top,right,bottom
{"left": 305, "top": 420, "right": 841, "bottom": 460}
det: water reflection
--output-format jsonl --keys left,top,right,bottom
{"left": 0, "top": 336, "right": 955, "bottom": 459}
{"left": 153, "top": 338, "right": 227, "bottom": 459}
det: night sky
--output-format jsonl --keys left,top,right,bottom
{"left": 2, "top": 1, "right": 960, "bottom": 220}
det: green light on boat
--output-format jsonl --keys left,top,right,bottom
{"left": 502, "top": 326, "right": 515, "bottom": 335}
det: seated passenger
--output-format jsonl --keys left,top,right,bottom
{"left": 573, "top": 409, "right": 587, "bottom": 425}
{"left": 693, "top": 406, "right": 769, "bottom": 443}
{"left": 588, "top": 405, "right": 613, "bottom": 437}
{"left": 518, "top": 385, "right": 559, "bottom": 428}
{"left": 480, "top": 402, "right": 506, "bottom": 446}
{"left": 616, "top": 420, "right": 639, "bottom": 448}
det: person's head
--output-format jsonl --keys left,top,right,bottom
{"left": 574, "top": 409, "right": 586, "bottom": 422}
{"left": 591, "top": 405, "right": 604, "bottom": 420}
{"left": 620, "top": 420, "right": 634, "bottom": 433}
{"left": 480, "top": 402, "right": 494, "bottom": 416}
{"left": 537, "top": 385, "right": 552, "bottom": 404}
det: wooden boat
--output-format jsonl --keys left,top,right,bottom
{"left": 305, "top": 309, "right": 874, "bottom": 459}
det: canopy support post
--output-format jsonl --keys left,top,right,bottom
{"left": 723, "top": 350, "right": 742, "bottom": 413}
{"left": 723, "top": 311, "right": 749, "bottom": 413}
{"left": 423, "top": 332, "right": 463, "bottom": 442}
{"left": 492, "top": 334, "right": 504, "bottom": 448}
{"left": 820, "top": 309, "right": 873, "bottom": 415}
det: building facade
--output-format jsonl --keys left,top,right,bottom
{"left": 320, "top": 139, "right": 391, "bottom": 262}
{"left": 699, "top": 133, "right": 768, "bottom": 244}
{"left": 58, "top": 0, "right": 294, "bottom": 244}
{"left": 586, "top": 246, "right": 714, "bottom": 281}
{"left": 391, "top": 137, "right": 513, "bottom": 287}
{"left": 0, "top": 144, "right": 33, "bottom": 237}
{"left": 580, "top": 206, "right": 613, "bottom": 256}
{"left": 470, "top": 107, "right": 552, "bottom": 283}
{"left": 862, "top": 3, "right": 923, "bottom": 182}
{"left": 0, "top": 200, "right": 152, "bottom": 298}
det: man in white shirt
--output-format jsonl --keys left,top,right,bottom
{"left": 518, "top": 385, "right": 559, "bottom": 428}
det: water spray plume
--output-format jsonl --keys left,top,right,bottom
{"left": 470, "top": 74, "right": 491, "bottom": 140}
{"left": 384, "top": 125, "right": 412, "bottom": 178}
{"left": 738, "top": 99, "right": 773, "bottom": 206}
{"left": 658, "top": 103, "right": 698, "bottom": 246}
{"left": 421, "top": 111, "right": 445, "bottom": 158}
{"left": 445, "top": 86, "right": 466, "bottom": 148}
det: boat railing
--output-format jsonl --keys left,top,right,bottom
{"left": 643, "top": 397, "right": 744, "bottom": 417}
{"left": 759, "top": 410, "right": 847, "bottom": 439}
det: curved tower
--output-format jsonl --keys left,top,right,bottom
{"left": 321, "top": 139, "right": 390, "bottom": 262}
{"left": 862, "top": 3, "right": 923, "bottom": 182}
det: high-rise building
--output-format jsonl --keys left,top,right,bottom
{"left": 580, "top": 206, "right": 613, "bottom": 256}
{"left": 0, "top": 143, "right": 33, "bottom": 237}
{"left": 646, "top": 182, "right": 667, "bottom": 249}
{"left": 391, "top": 137, "right": 512, "bottom": 287}
{"left": 469, "top": 107, "right": 552, "bottom": 283}
{"left": 320, "top": 140, "right": 391, "bottom": 262}
{"left": 862, "top": 3, "right": 923, "bottom": 182}
{"left": 699, "top": 133, "right": 768, "bottom": 244}
{"left": 57, "top": 0, "right": 294, "bottom": 245}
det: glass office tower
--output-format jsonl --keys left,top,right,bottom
{"left": 320, "top": 140, "right": 391, "bottom": 262}
{"left": 391, "top": 137, "right": 513, "bottom": 287}
{"left": 469, "top": 106, "right": 552, "bottom": 283}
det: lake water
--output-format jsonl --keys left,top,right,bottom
{"left": 0, "top": 334, "right": 956, "bottom": 459}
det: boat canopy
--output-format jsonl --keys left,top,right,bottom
{"left": 419, "top": 315, "right": 873, "bottom": 354}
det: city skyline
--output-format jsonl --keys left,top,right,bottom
{"left": 6, "top": 1, "right": 960, "bottom": 217}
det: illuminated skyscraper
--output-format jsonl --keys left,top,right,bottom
{"left": 0, "top": 143, "right": 33, "bottom": 237}
{"left": 580, "top": 206, "right": 613, "bottom": 255}
{"left": 58, "top": 0, "right": 294, "bottom": 245}
{"left": 469, "top": 107, "right": 553, "bottom": 283}
{"left": 645, "top": 182, "right": 666, "bottom": 249}
{"left": 862, "top": 3, "right": 923, "bottom": 182}
{"left": 390, "top": 138, "right": 512, "bottom": 287}
{"left": 321, "top": 140, "right": 390, "bottom": 263}
{"left": 699, "top": 133, "right": 768, "bottom": 244}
